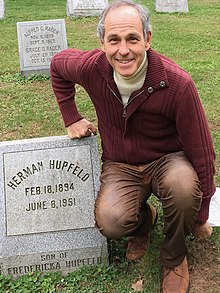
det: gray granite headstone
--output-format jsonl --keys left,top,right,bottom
{"left": 17, "top": 19, "right": 68, "bottom": 76}
{"left": 155, "top": 0, "right": 188, "bottom": 13}
{"left": 0, "top": 0, "right": 4, "bottom": 19}
{"left": 0, "top": 135, "right": 108, "bottom": 278}
{"left": 67, "top": 0, "right": 108, "bottom": 17}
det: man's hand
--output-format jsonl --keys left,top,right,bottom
{"left": 192, "top": 221, "right": 213, "bottom": 239}
{"left": 67, "top": 118, "right": 97, "bottom": 139}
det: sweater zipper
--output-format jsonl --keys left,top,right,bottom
{"left": 123, "top": 90, "right": 145, "bottom": 117}
{"left": 108, "top": 85, "right": 145, "bottom": 118}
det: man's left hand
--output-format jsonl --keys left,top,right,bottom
{"left": 192, "top": 221, "right": 213, "bottom": 239}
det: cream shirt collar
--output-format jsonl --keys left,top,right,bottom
{"left": 113, "top": 52, "right": 148, "bottom": 106}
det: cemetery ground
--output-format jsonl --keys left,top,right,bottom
{"left": 0, "top": 0, "right": 219, "bottom": 292}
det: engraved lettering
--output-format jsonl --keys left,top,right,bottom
{"left": 49, "top": 160, "right": 90, "bottom": 181}
{"left": 41, "top": 254, "right": 56, "bottom": 261}
{"left": 7, "top": 161, "right": 44, "bottom": 190}
{"left": 65, "top": 257, "right": 102, "bottom": 268}
{"left": 7, "top": 262, "right": 61, "bottom": 275}
{"left": 26, "top": 201, "right": 47, "bottom": 211}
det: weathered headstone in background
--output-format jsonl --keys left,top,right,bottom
{"left": 17, "top": 19, "right": 68, "bottom": 76}
{"left": 155, "top": 0, "right": 188, "bottom": 13}
{"left": 67, "top": 0, "right": 108, "bottom": 17}
{"left": 0, "top": 135, "right": 108, "bottom": 278}
{"left": 0, "top": 0, "right": 5, "bottom": 19}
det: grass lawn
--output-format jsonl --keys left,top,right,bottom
{"left": 0, "top": 0, "right": 220, "bottom": 292}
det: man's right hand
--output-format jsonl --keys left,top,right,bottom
{"left": 66, "top": 118, "right": 97, "bottom": 139}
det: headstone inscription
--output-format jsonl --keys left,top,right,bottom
{"left": 17, "top": 19, "right": 68, "bottom": 76}
{"left": 0, "top": 135, "right": 108, "bottom": 278}
{"left": 66, "top": 0, "right": 109, "bottom": 17}
{"left": 0, "top": 0, "right": 4, "bottom": 19}
{"left": 155, "top": 0, "right": 188, "bottom": 13}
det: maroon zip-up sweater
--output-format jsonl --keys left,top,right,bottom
{"left": 50, "top": 47, "right": 216, "bottom": 223}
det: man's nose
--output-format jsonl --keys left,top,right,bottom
{"left": 118, "top": 41, "right": 129, "bottom": 55}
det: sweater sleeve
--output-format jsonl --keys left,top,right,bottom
{"left": 175, "top": 77, "right": 216, "bottom": 222}
{"left": 50, "top": 49, "right": 84, "bottom": 127}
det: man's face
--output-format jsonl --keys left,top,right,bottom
{"left": 101, "top": 6, "right": 151, "bottom": 77}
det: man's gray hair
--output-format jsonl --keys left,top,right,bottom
{"left": 97, "top": 0, "right": 151, "bottom": 41}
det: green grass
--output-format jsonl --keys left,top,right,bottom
{"left": 0, "top": 0, "right": 220, "bottom": 292}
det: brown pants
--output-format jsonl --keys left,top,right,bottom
{"left": 94, "top": 152, "right": 202, "bottom": 267}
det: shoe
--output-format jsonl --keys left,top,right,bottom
{"left": 125, "top": 204, "right": 157, "bottom": 261}
{"left": 162, "top": 257, "right": 190, "bottom": 293}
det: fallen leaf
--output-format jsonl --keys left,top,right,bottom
{"left": 132, "top": 279, "right": 144, "bottom": 292}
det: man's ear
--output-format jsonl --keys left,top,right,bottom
{"left": 145, "top": 32, "right": 152, "bottom": 51}
{"left": 100, "top": 40, "right": 105, "bottom": 51}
